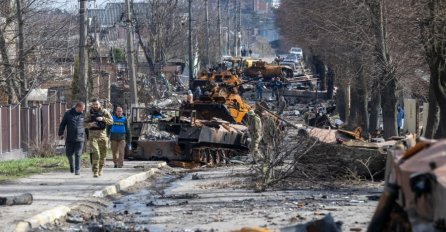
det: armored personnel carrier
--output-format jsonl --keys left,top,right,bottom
{"left": 127, "top": 71, "right": 252, "bottom": 164}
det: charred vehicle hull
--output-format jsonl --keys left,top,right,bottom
{"left": 369, "top": 139, "right": 446, "bottom": 231}
{"left": 127, "top": 70, "right": 252, "bottom": 164}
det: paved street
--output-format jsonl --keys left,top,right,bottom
{"left": 0, "top": 161, "right": 165, "bottom": 232}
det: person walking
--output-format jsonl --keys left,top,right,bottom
{"left": 397, "top": 104, "right": 405, "bottom": 136}
{"left": 277, "top": 96, "right": 287, "bottom": 115}
{"left": 256, "top": 71, "right": 265, "bottom": 101}
{"left": 256, "top": 78, "right": 265, "bottom": 101}
{"left": 247, "top": 110, "right": 263, "bottom": 161}
{"left": 108, "top": 106, "right": 130, "bottom": 168}
{"left": 84, "top": 99, "right": 113, "bottom": 177}
{"left": 58, "top": 102, "right": 85, "bottom": 175}
{"left": 270, "top": 77, "right": 283, "bottom": 101}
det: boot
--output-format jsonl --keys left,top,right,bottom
{"left": 93, "top": 172, "right": 99, "bottom": 178}
{"left": 74, "top": 154, "right": 81, "bottom": 175}
{"left": 67, "top": 155, "right": 74, "bottom": 173}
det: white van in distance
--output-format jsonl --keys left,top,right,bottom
{"left": 289, "top": 47, "right": 303, "bottom": 58}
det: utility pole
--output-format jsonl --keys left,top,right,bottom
{"left": 188, "top": 0, "right": 193, "bottom": 90}
{"left": 125, "top": 0, "right": 138, "bottom": 105}
{"left": 217, "top": 0, "right": 221, "bottom": 59}
{"left": 238, "top": 0, "right": 242, "bottom": 54}
{"left": 233, "top": 0, "right": 237, "bottom": 57}
{"left": 79, "top": 0, "right": 88, "bottom": 104}
{"left": 205, "top": 0, "right": 210, "bottom": 69}
{"left": 226, "top": 0, "right": 230, "bottom": 55}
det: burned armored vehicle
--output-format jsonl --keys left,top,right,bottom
{"left": 127, "top": 71, "right": 252, "bottom": 164}
{"left": 369, "top": 139, "right": 446, "bottom": 231}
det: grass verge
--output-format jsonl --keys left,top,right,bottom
{"left": 0, "top": 154, "right": 90, "bottom": 182}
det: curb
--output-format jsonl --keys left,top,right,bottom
{"left": 14, "top": 162, "right": 167, "bottom": 232}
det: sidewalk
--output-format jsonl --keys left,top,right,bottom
{"left": 0, "top": 160, "right": 166, "bottom": 232}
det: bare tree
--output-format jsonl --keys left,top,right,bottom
{"left": 276, "top": 0, "right": 430, "bottom": 137}
{"left": 417, "top": 0, "right": 446, "bottom": 138}
{"left": 0, "top": 0, "right": 76, "bottom": 105}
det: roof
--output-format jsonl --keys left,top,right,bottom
{"left": 27, "top": 88, "right": 48, "bottom": 102}
{"left": 88, "top": 3, "right": 150, "bottom": 28}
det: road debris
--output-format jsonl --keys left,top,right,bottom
{"left": 0, "top": 193, "right": 33, "bottom": 206}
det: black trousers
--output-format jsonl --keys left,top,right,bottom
{"left": 66, "top": 142, "right": 83, "bottom": 172}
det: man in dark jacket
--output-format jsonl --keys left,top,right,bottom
{"left": 107, "top": 106, "right": 131, "bottom": 168}
{"left": 58, "top": 102, "right": 85, "bottom": 175}
{"left": 270, "top": 77, "right": 283, "bottom": 101}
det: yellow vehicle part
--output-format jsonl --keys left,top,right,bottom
{"left": 226, "top": 93, "right": 251, "bottom": 123}
{"left": 197, "top": 70, "right": 242, "bottom": 86}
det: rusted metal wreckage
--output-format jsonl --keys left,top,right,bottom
{"left": 369, "top": 139, "right": 446, "bottom": 231}
{"left": 127, "top": 70, "right": 251, "bottom": 165}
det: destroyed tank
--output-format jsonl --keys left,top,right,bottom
{"left": 128, "top": 71, "right": 252, "bottom": 164}
{"left": 191, "top": 70, "right": 251, "bottom": 123}
{"left": 243, "top": 59, "right": 294, "bottom": 81}
{"left": 368, "top": 139, "right": 446, "bottom": 231}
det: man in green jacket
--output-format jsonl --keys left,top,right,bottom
{"left": 108, "top": 106, "right": 131, "bottom": 168}
{"left": 247, "top": 110, "right": 263, "bottom": 161}
{"left": 84, "top": 99, "right": 113, "bottom": 177}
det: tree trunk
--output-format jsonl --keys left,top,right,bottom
{"left": 347, "top": 64, "right": 369, "bottom": 132}
{"left": 367, "top": 0, "right": 398, "bottom": 139}
{"left": 369, "top": 89, "right": 381, "bottom": 132}
{"left": 313, "top": 56, "right": 326, "bottom": 91}
{"left": 326, "top": 67, "right": 334, "bottom": 99}
{"left": 431, "top": 56, "right": 446, "bottom": 138}
{"left": 437, "top": 109, "right": 446, "bottom": 139}
{"left": 381, "top": 77, "right": 397, "bottom": 139}
{"left": 336, "top": 84, "right": 347, "bottom": 122}
{"left": 424, "top": 76, "right": 439, "bottom": 138}
{"left": 419, "top": 0, "right": 446, "bottom": 138}
{"left": 0, "top": 29, "right": 15, "bottom": 104}
{"left": 135, "top": 25, "right": 155, "bottom": 72}
{"left": 16, "top": 0, "right": 26, "bottom": 106}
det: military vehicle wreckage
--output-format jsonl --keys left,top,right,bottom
{"left": 127, "top": 70, "right": 251, "bottom": 164}
{"left": 369, "top": 139, "right": 446, "bottom": 231}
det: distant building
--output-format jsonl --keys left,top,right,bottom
{"left": 253, "top": 0, "right": 270, "bottom": 14}
{"left": 88, "top": 2, "right": 150, "bottom": 29}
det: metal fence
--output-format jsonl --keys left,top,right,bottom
{"left": 0, "top": 102, "right": 67, "bottom": 161}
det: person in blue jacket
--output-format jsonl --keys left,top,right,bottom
{"left": 397, "top": 104, "right": 405, "bottom": 136}
{"left": 108, "top": 106, "right": 131, "bottom": 168}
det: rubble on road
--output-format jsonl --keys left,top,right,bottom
{"left": 280, "top": 213, "right": 342, "bottom": 232}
